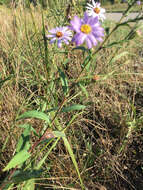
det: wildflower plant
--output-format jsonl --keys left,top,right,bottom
{"left": 1, "top": 1, "right": 143, "bottom": 190}
{"left": 47, "top": 8, "right": 105, "bottom": 49}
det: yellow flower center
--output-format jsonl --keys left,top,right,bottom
{"left": 56, "top": 31, "right": 63, "bottom": 38}
{"left": 80, "top": 24, "right": 92, "bottom": 34}
{"left": 94, "top": 7, "right": 100, "bottom": 14}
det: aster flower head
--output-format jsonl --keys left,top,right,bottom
{"left": 70, "top": 12, "right": 104, "bottom": 49}
{"left": 46, "top": 26, "right": 72, "bottom": 48}
{"left": 136, "top": 0, "right": 141, "bottom": 5}
{"left": 86, "top": 0, "right": 106, "bottom": 22}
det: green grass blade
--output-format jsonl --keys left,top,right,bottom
{"left": 35, "top": 138, "right": 60, "bottom": 170}
{"left": 62, "top": 137, "right": 84, "bottom": 190}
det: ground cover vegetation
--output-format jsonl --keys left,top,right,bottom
{"left": 0, "top": 0, "right": 143, "bottom": 189}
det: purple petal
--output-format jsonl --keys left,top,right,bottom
{"left": 72, "top": 33, "right": 86, "bottom": 46}
{"left": 64, "top": 33, "right": 72, "bottom": 38}
{"left": 97, "top": 27, "right": 104, "bottom": 32}
{"left": 92, "top": 32, "right": 104, "bottom": 41}
{"left": 88, "top": 34, "right": 98, "bottom": 46}
{"left": 86, "top": 38, "right": 92, "bottom": 49}
{"left": 83, "top": 12, "right": 91, "bottom": 24}
{"left": 63, "top": 39, "right": 69, "bottom": 45}
{"left": 96, "top": 37, "right": 103, "bottom": 42}
{"left": 49, "top": 28, "right": 57, "bottom": 34}
{"left": 89, "top": 17, "right": 99, "bottom": 25}
{"left": 92, "top": 27, "right": 104, "bottom": 35}
{"left": 64, "top": 36, "right": 72, "bottom": 41}
{"left": 57, "top": 40, "right": 62, "bottom": 48}
{"left": 59, "top": 26, "right": 66, "bottom": 32}
{"left": 46, "top": 34, "right": 55, "bottom": 38}
{"left": 91, "top": 21, "right": 100, "bottom": 27}
{"left": 86, "top": 37, "right": 93, "bottom": 49}
{"left": 92, "top": 31, "right": 104, "bottom": 37}
{"left": 70, "top": 16, "right": 81, "bottom": 33}
{"left": 62, "top": 26, "right": 72, "bottom": 33}
{"left": 50, "top": 38, "right": 56, "bottom": 44}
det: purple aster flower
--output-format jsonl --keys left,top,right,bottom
{"left": 46, "top": 26, "right": 72, "bottom": 48}
{"left": 136, "top": 0, "right": 141, "bottom": 5}
{"left": 70, "top": 12, "right": 104, "bottom": 49}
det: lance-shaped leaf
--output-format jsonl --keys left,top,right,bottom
{"left": 17, "top": 110, "right": 50, "bottom": 123}
{"left": 58, "top": 68, "right": 69, "bottom": 95}
{"left": 3, "top": 150, "right": 31, "bottom": 171}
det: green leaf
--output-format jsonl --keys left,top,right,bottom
{"left": 46, "top": 104, "right": 86, "bottom": 113}
{"left": 105, "top": 27, "right": 110, "bottom": 35}
{"left": 46, "top": 107, "right": 59, "bottom": 113}
{"left": 16, "top": 125, "right": 31, "bottom": 153}
{"left": 81, "top": 55, "right": 91, "bottom": 68}
{"left": 72, "top": 46, "right": 88, "bottom": 52}
{"left": 61, "top": 104, "right": 86, "bottom": 112}
{"left": 17, "top": 110, "right": 50, "bottom": 123}
{"left": 11, "top": 170, "right": 42, "bottom": 183}
{"left": 58, "top": 68, "right": 69, "bottom": 95}
{"left": 18, "top": 124, "right": 39, "bottom": 137}
{"left": 3, "top": 150, "right": 31, "bottom": 171}
{"left": 22, "top": 179, "right": 35, "bottom": 190}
